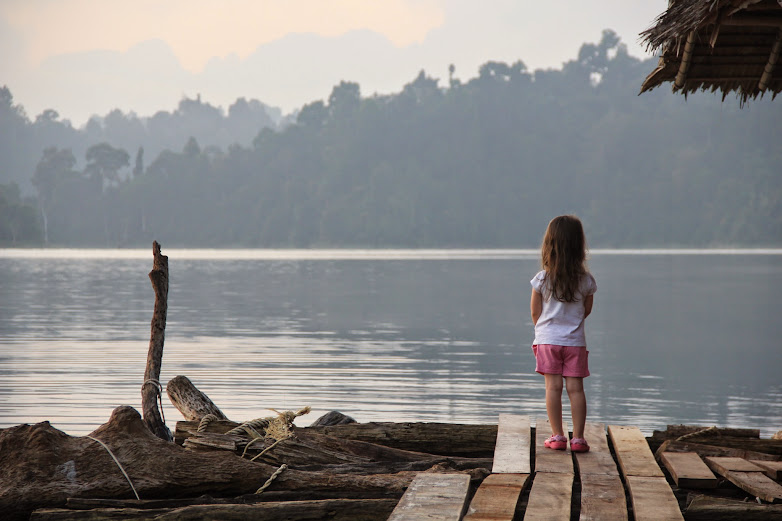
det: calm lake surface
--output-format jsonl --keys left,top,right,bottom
{"left": 1, "top": 249, "right": 780, "bottom": 437}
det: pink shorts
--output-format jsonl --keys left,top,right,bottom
{"left": 532, "top": 344, "right": 590, "bottom": 378}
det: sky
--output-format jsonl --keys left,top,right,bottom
{"left": 1, "top": 0, "right": 665, "bottom": 126}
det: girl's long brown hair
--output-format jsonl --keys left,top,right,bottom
{"left": 540, "top": 215, "right": 588, "bottom": 302}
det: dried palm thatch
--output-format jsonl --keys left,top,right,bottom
{"left": 640, "top": 0, "right": 782, "bottom": 102}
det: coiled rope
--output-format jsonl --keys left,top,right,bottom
{"left": 197, "top": 413, "right": 219, "bottom": 432}
{"left": 87, "top": 436, "right": 140, "bottom": 500}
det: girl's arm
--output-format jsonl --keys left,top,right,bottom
{"left": 530, "top": 288, "right": 542, "bottom": 325}
{"left": 583, "top": 294, "right": 594, "bottom": 319}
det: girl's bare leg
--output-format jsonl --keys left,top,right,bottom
{"left": 566, "top": 377, "right": 587, "bottom": 439}
{"left": 544, "top": 373, "right": 565, "bottom": 436}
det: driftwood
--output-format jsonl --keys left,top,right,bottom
{"left": 30, "top": 499, "right": 399, "bottom": 520}
{"left": 166, "top": 376, "right": 228, "bottom": 422}
{"left": 178, "top": 427, "right": 493, "bottom": 474}
{"left": 305, "top": 422, "right": 498, "bottom": 458}
{"left": 142, "top": 241, "right": 172, "bottom": 441}
{"left": 652, "top": 425, "right": 761, "bottom": 440}
{"left": 177, "top": 419, "right": 497, "bottom": 458}
{"left": 685, "top": 495, "right": 782, "bottom": 521}
{"left": 1, "top": 406, "right": 427, "bottom": 521}
{"left": 656, "top": 439, "right": 781, "bottom": 462}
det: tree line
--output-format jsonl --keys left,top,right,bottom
{"left": 1, "top": 30, "right": 780, "bottom": 247}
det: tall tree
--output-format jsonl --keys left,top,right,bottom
{"left": 85, "top": 143, "right": 130, "bottom": 191}
{"left": 133, "top": 147, "right": 145, "bottom": 177}
{"left": 32, "top": 148, "right": 76, "bottom": 245}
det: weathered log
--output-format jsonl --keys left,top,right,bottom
{"left": 143, "top": 241, "right": 172, "bottom": 441}
{"left": 65, "top": 496, "right": 223, "bottom": 510}
{"left": 684, "top": 494, "right": 782, "bottom": 521}
{"left": 166, "top": 376, "right": 227, "bottom": 422}
{"left": 305, "top": 422, "right": 498, "bottom": 458}
{"left": 239, "top": 429, "right": 451, "bottom": 465}
{"left": 31, "top": 498, "right": 399, "bottom": 520}
{"left": 651, "top": 425, "right": 761, "bottom": 440}
{"left": 655, "top": 439, "right": 781, "bottom": 462}
{"left": 0, "top": 406, "right": 422, "bottom": 521}
{"left": 177, "top": 420, "right": 498, "bottom": 458}
{"left": 310, "top": 411, "right": 357, "bottom": 426}
{"left": 687, "top": 436, "right": 782, "bottom": 456}
{"left": 177, "top": 422, "right": 493, "bottom": 476}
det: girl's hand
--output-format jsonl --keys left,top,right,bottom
{"left": 583, "top": 294, "right": 593, "bottom": 318}
{"left": 530, "top": 289, "right": 542, "bottom": 325}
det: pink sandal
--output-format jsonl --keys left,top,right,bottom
{"left": 570, "top": 437, "right": 590, "bottom": 453}
{"left": 544, "top": 434, "right": 568, "bottom": 450}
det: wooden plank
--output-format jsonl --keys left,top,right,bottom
{"left": 608, "top": 425, "right": 664, "bottom": 478}
{"left": 750, "top": 459, "right": 782, "bottom": 480}
{"left": 574, "top": 422, "right": 619, "bottom": 476}
{"left": 723, "top": 471, "right": 782, "bottom": 503}
{"left": 387, "top": 473, "right": 471, "bottom": 521}
{"left": 464, "top": 473, "right": 529, "bottom": 521}
{"left": 659, "top": 452, "right": 717, "bottom": 489}
{"left": 704, "top": 456, "right": 782, "bottom": 503}
{"left": 579, "top": 474, "right": 628, "bottom": 521}
{"left": 704, "top": 456, "right": 765, "bottom": 474}
{"left": 523, "top": 472, "right": 573, "bottom": 521}
{"left": 625, "top": 475, "right": 684, "bottom": 521}
{"left": 535, "top": 418, "right": 573, "bottom": 474}
{"left": 492, "top": 414, "right": 531, "bottom": 474}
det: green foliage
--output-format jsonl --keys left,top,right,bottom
{"left": 3, "top": 31, "right": 781, "bottom": 247}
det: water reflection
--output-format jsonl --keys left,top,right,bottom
{"left": 1, "top": 250, "right": 780, "bottom": 437}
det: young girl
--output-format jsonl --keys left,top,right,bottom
{"left": 530, "top": 215, "right": 596, "bottom": 453}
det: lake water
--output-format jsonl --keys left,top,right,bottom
{"left": 1, "top": 249, "right": 780, "bottom": 437}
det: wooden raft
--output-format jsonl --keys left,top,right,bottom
{"left": 392, "top": 418, "right": 781, "bottom": 520}
{"left": 608, "top": 425, "right": 684, "bottom": 521}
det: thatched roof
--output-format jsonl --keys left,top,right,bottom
{"left": 640, "top": 0, "right": 782, "bottom": 101}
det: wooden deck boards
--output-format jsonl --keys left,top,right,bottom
{"left": 387, "top": 473, "right": 470, "bottom": 521}
{"left": 579, "top": 474, "right": 628, "bottom": 521}
{"left": 401, "top": 418, "right": 766, "bottom": 520}
{"left": 660, "top": 451, "right": 718, "bottom": 489}
{"left": 574, "top": 422, "right": 619, "bottom": 477}
{"left": 608, "top": 425, "right": 664, "bottom": 478}
{"left": 464, "top": 473, "right": 529, "bottom": 521}
{"left": 535, "top": 418, "right": 573, "bottom": 474}
{"left": 492, "top": 414, "right": 531, "bottom": 474}
{"left": 524, "top": 472, "right": 573, "bottom": 521}
{"left": 609, "top": 425, "right": 683, "bottom": 521}
{"left": 575, "top": 423, "right": 627, "bottom": 520}
{"left": 625, "top": 476, "right": 685, "bottom": 521}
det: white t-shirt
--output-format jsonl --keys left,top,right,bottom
{"left": 531, "top": 270, "right": 596, "bottom": 347}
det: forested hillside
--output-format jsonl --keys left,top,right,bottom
{"left": 1, "top": 31, "right": 780, "bottom": 247}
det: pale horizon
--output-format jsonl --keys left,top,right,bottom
{"left": 1, "top": 0, "right": 664, "bottom": 126}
